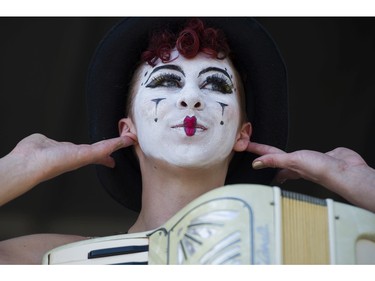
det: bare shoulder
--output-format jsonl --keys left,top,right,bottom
{"left": 0, "top": 233, "right": 87, "bottom": 264}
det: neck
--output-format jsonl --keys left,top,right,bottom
{"left": 127, "top": 156, "right": 229, "bottom": 233}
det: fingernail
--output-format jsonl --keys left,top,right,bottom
{"left": 252, "top": 161, "right": 265, "bottom": 169}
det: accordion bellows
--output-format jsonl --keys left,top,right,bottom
{"left": 43, "top": 184, "right": 375, "bottom": 264}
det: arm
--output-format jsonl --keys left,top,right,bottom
{"left": 247, "top": 142, "right": 375, "bottom": 213}
{"left": 0, "top": 133, "right": 136, "bottom": 264}
{"left": 0, "top": 133, "right": 136, "bottom": 206}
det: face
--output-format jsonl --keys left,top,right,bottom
{"left": 131, "top": 51, "right": 242, "bottom": 168}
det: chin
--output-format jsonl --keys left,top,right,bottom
{"left": 141, "top": 141, "right": 233, "bottom": 169}
{"left": 163, "top": 153, "right": 228, "bottom": 170}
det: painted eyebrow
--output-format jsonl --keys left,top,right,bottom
{"left": 144, "top": 65, "right": 185, "bottom": 84}
{"left": 198, "top": 67, "right": 232, "bottom": 82}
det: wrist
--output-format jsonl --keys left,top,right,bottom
{"left": 7, "top": 150, "right": 42, "bottom": 188}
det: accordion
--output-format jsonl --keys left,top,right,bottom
{"left": 42, "top": 184, "right": 375, "bottom": 264}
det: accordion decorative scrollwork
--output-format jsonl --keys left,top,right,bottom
{"left": 149, "top": 198, "right": 254, "bottom": 264}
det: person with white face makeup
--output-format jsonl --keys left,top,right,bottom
{"left": 0, "top": 18, "right": 374, "bottom": 264}
{"left": 118, "top": 50, "right": 251, "bottom": 232}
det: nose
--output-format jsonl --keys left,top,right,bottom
{"left": 177, "top": 92, "right": 205, "bottom": 110}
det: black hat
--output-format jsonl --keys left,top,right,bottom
{"left": 87, "top": 17, "right": 288, "bottom": 212}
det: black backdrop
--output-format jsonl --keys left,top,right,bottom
{"left": 1, "top": 17, "right": 374, "bottom": 240}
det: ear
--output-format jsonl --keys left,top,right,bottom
{"left": 233, "top": 122, "right": 252, "bottom": 152}
{"left": 118, "top": 117, "right": 138, "bottom": 143}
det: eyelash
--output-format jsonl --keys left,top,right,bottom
{"left": 146, "top": 73, "right": 182, "bottom": 88}
{"left": 145, "top": 73, "right": 233, "bottom": 94}
{"left": 201, "top": 74, "right": 233, "bottom": 94}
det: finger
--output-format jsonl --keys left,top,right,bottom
{"left": 74, "top": 136, "right": 135, "bottom": 167}
{"left": 123, "top": 132, "right": 138, "bottom": 143}
{"left": 252, "top": 153, "right": 293, "bottom": 170}
{"left": 95, "top": 156, "right": 116, "bottom": 168}
{"left": 246, "top": 141, "right": 285, "bottom": 156}
{"left": 89, "top": 136, "right": 137, "bottom": 168}
{"left": 252, "top": 150, "right": 340, "bottom": 184}
{"left": 92, "top": 136, "right": 135, "bottom": 155}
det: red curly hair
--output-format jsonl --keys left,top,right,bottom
{"left": 141, "top": 18, "right": 231, "bottom": 66}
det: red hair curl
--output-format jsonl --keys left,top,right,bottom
{"left": 141, "top": 18, "right": 230, "bottom": 66}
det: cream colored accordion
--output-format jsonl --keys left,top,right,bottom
{"left": 42, "top": 184, "right": 375, "bottom": 264}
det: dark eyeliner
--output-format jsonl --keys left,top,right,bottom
{"left": 146, "top": 73, "right": 182, "bottom": 88}
{"left": 202, "top": 74, "right": 233, "bottom": 94}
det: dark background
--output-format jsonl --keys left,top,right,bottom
{"left": 1, "top": 17, "right": 374, "bottom": 240}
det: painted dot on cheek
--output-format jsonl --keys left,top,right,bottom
{"left": 220, "top": 121, "right": 224, "bottom": 125}
{"left": 154, "top": 118, "right": 158, "bottom": 122}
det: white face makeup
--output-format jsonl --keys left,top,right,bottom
{"left": 132, "top": 51, "right": 242, "bottom": 168}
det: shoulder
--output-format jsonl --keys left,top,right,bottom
{"left": 0, "top": 233, "right": 87, "bottom": 264}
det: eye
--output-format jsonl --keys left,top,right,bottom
{"left": 146, "top": 73, "right": 182, "bottom": 88}
{"left": 201, "top": 74, "right": 233, "bottom": 94}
